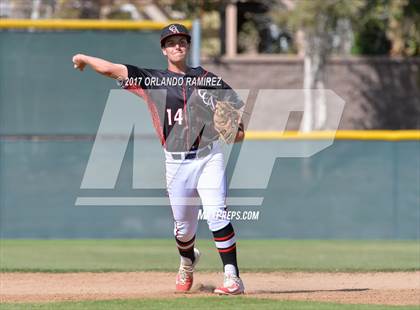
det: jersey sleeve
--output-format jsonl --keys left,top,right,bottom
{"left": 120, "top": 64, "right": 152, "bottom": 89}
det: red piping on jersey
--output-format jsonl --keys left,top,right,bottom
{"left": 197, "top": 70, "right": 208, "bottom": 147}
{"left": 191, "top": 69, "right": 209, "bottom": 149}
{"left": 126, "top": 85, "right": 166, "bottom": 147}
{"left": 182, "top": 81, "right": 189, "bottom": 151}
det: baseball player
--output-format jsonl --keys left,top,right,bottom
{"left": 72, "top": 23, "right": 245, "bottom": 295}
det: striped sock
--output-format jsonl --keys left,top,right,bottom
{"left": 175, "top": 235, "right": 196, "bottom": 265}
{"left": 212, "top": 223, "right": 239, "bottom": 276}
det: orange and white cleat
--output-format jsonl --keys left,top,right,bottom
{"left": 175, "top": 248, "right": 200, "bottom": 292}
{"left": 214, "top": 274, "right": 245, "bottom": 295}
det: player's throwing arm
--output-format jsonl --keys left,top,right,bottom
{"left": 72, "top": 53, "right": 128, "bottom": 80}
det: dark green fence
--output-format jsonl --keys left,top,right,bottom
{"left": 0, "top": 139, "right": 418, "bottom": 239}
{"left": 0, "top": 31, "right": 165, "bottom": 134}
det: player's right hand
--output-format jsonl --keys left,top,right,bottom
{"left": 72, "top": 54, "right": 87, "bottom": 71}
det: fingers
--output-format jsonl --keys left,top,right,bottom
{"left": 72, "top": 56, "right": 79, "bottom": 70}
{"left": 73, "top": 63, "right": 83, "bottom": 71}
{"left": 72, "top": 54, "right": 85, "bottom": 71}
{"left": 72, "top": 55, "right": 80, "bottom": 65}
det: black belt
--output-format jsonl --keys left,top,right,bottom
{"left": 168, "top": 143, "right": 213, "bottom": 160}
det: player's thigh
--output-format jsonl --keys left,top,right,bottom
{"left": 166, "top": 161, "right": 200, "bottom": 221}
{"left": 197, "top": 151, "right": 227, "bottom": 210}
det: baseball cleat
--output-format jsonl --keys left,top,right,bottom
{"left": 214, "top": 274, "right": 245, "bottom": 295}
{"left": 175, "top": 248, "right": 200, "bottom": 292}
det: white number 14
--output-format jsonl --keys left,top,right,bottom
{"left": 167, "top": 108, "right": 183, "bottom": 125}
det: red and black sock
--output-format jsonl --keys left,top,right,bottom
{"left": 175, "top": 235, "right": 196, "bottom": 264}
{"left": 212, "top": 223, "right": 239, "bottom": 276}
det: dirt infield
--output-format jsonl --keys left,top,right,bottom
{"left": 1, "top": 272, "right": 419, "bottom": 305}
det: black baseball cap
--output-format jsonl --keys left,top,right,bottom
{"left": 160, "top": 23, "right": 191, "bottom": 46}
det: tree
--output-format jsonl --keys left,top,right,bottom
{"left": 352, "top": 0, "right": 419, "bottom": 56}
{"left": 289, "top": 0, "right": 364, "bottom": 131}
{"left": 167, "top": 0, "right": 221, "bottom": 18}
{"left": 386, "top": 0, "right": 419, "bottom": 56}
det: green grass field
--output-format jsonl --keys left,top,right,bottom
{"left": 1, "top": 239, "right": 418, "bottom": 309}
{"left": 0, "top": 239, "right": 418, "bottom": 272}
{"left": 0, "top": 298, "right": 419, "bottom": 310}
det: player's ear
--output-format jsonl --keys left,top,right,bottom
{"left": 162, "top": 47, "right": 167, "bottom": 56}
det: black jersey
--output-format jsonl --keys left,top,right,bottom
{"left": 121, "top": 65, "right": 243, "bottom": 152}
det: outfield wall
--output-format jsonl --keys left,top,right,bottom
{"left": 0, "top": 30, "right": 165, "bottom": 135}
{"left": 0, "top": 139, "right": 418, "bottom": 239}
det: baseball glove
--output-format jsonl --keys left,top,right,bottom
{"left": 213, "top": 100, "right": 242, "bottom": 144}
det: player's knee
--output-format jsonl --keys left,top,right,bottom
{"left": 204, "top": 207, "right": 230, "bottom": 231}
{"left": 207, "top": 218, "right": 230, "bottom": 232}
{"left": 173, "top": 220, "right": 197, "bottom": 242}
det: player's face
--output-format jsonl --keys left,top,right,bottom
{"left": 162, "top": 35, "right": 190, "bottom": 63}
